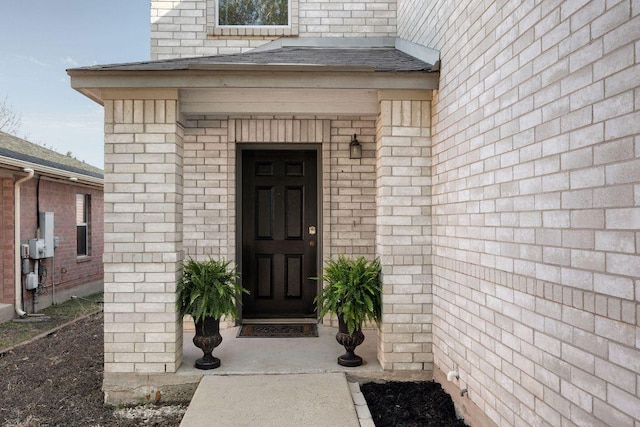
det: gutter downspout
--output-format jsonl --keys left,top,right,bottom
{"left": 14, "top": 168, "right": 34, "bottom": 317}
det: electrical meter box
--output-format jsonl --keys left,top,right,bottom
{"left": 40, "top": 212, "right": 54, "bottom": 258}
{"left": 29, "top": 212, "right": 55, "bottom": 259}
{"left": 29, "top": 239, "right": 46, "bottom": 259}
{"left": 25, "top": 272, "right": 38, "bottom": 290}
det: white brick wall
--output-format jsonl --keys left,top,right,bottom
{"left": 398, "top": 0, "right": 640, "bottom": 425}
{"left": 181, "top": 115, "right": 379, "bottom": 267}
{"left": 106, "top": 1, "right": 640, "bottom": 420}
{"left": 102, "top": 92, "right": 434, "bottom": 383}
{"left": 179, "top": 114, "right": 384, "bottom": 327}
{"left": 299, "top": 0, "right": 396, "bottom": 38}
{"left": 103, "top": 95, "right": 184, "bottom": 374}
{"left": 376, "top": 97, "right": 433, "bottom": 370}
{"left": 151, "top": 0, "right": 397, "bottom": 59}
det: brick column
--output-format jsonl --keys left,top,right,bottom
{"left": 376, "top": 92, "right": 433, "bottom": 370}
{"left": 103, "top": 90, "right": 184, "bottom": 375}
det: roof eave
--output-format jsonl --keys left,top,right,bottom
{"left": 0, "top": 155, "right": 103, "bottom": 189}
{"left": 69, "top": 68, "right": 438, "bottom": 105}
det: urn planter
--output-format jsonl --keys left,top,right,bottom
{"left": 335, "top": 315, "right": 365, "bottom": 367}
{"left": 177, "top": 256, "right": 249, "bottom": 370}
{"left": 314, "top": 255, "right": 382, "bottom": 367}
{"left": 193, "top": 317, "right": 223, "bottom": 370}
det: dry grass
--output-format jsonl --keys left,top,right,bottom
{"left": 0, "top": 293, "right": 103, "bottom": 351}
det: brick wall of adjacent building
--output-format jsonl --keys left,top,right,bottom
{"left": 17, "top": 179, "right": 104, "bottom": 312}
{"left": 0, "top": 177, "right": 14, "bottom": 305}
{"left": 150, "top": 0, "right": 397, "bottom": 59}
{"left": 399, "top": 0, "right": 640, "bottom": 425}
{"left": 2, "top": 176, "right": 103, "bottom": 312}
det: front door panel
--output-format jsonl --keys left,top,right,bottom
{"left": 242, "top": 150, "right": 318, "bottom": 318}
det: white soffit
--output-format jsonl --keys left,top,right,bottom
{"left": 180, "top": 88, "right": 382, "bottom": 115}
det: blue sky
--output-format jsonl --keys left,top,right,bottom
{"left": 0, "top": 1, "right": 150, "bottom": 168}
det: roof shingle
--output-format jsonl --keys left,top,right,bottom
{"left": 71, "top": 47, "right": 435, "bottom": 73}
{"left": 0, "top": 131, "right": 103, "bottom": 179}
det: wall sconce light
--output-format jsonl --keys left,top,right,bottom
{"left": 349, "top": 134, "right": 362, "bottom": 159}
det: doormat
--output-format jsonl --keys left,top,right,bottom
{"left": 238, "top": 323, "right": 318, "bottom": 338}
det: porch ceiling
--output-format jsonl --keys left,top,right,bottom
{"left": 179, "top": 87, "right": 386, "bottom": 115}
{"left": 67, "top": 47, "right": 439, "bottom": 110}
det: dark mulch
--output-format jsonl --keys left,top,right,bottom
{"left": 361, "top": 381, "right": 468, "bottom": 427}
{"left": 0, "top": 312, "right": 465, "bottom": 426}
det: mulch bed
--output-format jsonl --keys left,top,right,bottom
{"left": 361, "top": 381, "right": 468, "bottom": 427}
{"left": 0, "top": 313, "right": 466, "bottom": 426}
{"left": 0, "top": 313, "right": 184, "bottom": 426}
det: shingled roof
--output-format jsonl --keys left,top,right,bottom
{"left": 0, "top": 131, "right": 103, "bottom": 179}
{"left": 72, "top": 47, "right": 435, "bottom": 73}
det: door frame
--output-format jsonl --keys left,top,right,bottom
{"left": 236, "top": 143, "right": 323, "bottom": 322}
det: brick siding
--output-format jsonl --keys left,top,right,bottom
{"left": 376, "top": 98, "right": 433, "bottom": 370}
{"left": 101, "top": 1, "right": 640, "bottom": 420}
{"left": 399, "top": 0, "right": 640, "bottom": 425}
{"left": 17, "top": 178, "right": 103, "bottom": 311}
{"left": 104, "top": 105, "right": 434, "bottom": 372}
{"left": 151, "top": 0, "right": 398, "bottom": 59}
{"left": 0, "top": 177, "right": 15, "bottom": 305}
{"left": 103, "top": 96, "right": 184, "bottom": 374}
{"left": 182, "top": 114, "right": 379, "bottom": 270}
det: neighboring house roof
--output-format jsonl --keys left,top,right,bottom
{"left": 0, "top": 131, "right": 103, "bottom": 180}
{"left": 72, "top": 47, "right": 436, "bottom": 73}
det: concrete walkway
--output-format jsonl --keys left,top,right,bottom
{"left": 179, "top": 373, "right": 361, "bottom": 427}
{"left": 178, "top": 325, "right": 381, "bottom": 426}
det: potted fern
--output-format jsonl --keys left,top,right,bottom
{"left": 177, "top": 256, "right": 248, "bottom": 370}
{"left": 315, "top": 255, "right": 382, "bottom": 366}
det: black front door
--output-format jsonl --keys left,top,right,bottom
{"left": 241, "top": 149, "right": 318, "bottom": 318}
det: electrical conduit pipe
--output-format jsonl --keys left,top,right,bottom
{"left": 14, "top": 168, "right": 34, "bottom": 317}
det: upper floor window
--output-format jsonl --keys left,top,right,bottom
{"left": 208, "top": 0, "right": 298, "bottom": 36}
{"left": 218, "top": 0, "right": 289, "bottom": 26}
{"left": 76, "top": 194, "right": 89, "bottom": 257}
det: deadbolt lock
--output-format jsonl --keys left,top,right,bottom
{"left": 308, "top": 226, "right": 316, "bottom": 235}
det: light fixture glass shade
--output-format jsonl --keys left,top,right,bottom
{"left": 349, "top": 134, "right": 362, "bottom": 159}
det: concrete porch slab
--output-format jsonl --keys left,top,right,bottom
{"left": 179, "top": 373, "right": 360, "bottom": 427}
{"left": 103, "top": 325, "right": 408, "bottom": 405}
{"left": 180, "top": 324, "right": 381, "bottom": 375}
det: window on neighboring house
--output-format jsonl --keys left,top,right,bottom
{"left": 76, "top": 194, "right": 89, "bottom": 257}
{"left": 216, "top": 0, "right": 290, "bottom": 27}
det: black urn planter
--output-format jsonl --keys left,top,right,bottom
{"left": 335, "top": 316, "right": 365, "bottom": 367}
{"left": 192, "top": 317, "right": 223, "bottom": 370}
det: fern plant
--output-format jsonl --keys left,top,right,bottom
{"left": 314, "top": 255, "right": 382, "bottom": 335}
{"left": 177, "top": 257, "right": 249, "bottom": 323}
